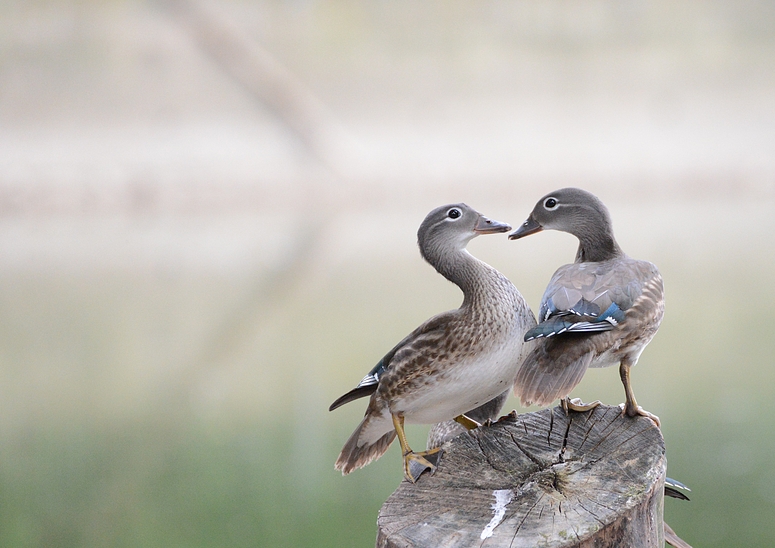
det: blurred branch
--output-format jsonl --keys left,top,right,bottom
{"left": 182, "top": 218, "right": 326, "bottom": 390}
{"left": 154, "top": 1, "right": 343, "bottom": 400}
{"left": 163, "top": 0, "right": 351, "bottom": 177}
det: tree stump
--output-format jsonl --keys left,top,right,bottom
{"left": 377, "top": 404, "right": 665, "bottom": 548}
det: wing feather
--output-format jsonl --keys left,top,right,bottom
{"left": 328, "top": 311, "right": 454, "bottom": 411}
{"left": 515, "top": 257, "right": 663, "bottom": 406}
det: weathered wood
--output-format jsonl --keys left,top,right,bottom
{"left": 377, "top": 404, "right": 665, "bottom": 548}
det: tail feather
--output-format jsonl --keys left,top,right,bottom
{"left": 334, "top": 416, "right": 396, "bottom": 475}
{"left": 515, "top": 340, "right": 593, "bottom": 407}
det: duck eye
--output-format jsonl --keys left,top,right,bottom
{"left": 543, "top": 197, "right": 558, "bottom": 210}
{"left": 447, "top": 208, "right": 462, "bottom": 219}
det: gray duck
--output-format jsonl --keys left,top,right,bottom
{"left": 509, "top": 188, "right": 663, "bottom": 425}
{"left": 330, "top": 203, "right": 536, "bottom": 482}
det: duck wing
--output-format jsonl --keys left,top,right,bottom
{"left": 515, "top": 258, "right": 663, "bottom": 407}
{"left": 328, "top": 312, "right": 454, "bottom": 411}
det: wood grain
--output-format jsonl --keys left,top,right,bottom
{"left": 377, "top": 404, "right": 665, "bottom": 547}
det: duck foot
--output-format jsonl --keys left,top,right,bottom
{"left": 618, "top": 361, "right": 660, "bottom": 427}
{"left": 620, "top": 402, "right": 661, "bottom": 428}
{"left": 561, "top": 397, "right": 601, "bottom": 414}
{"left": 496, "top": 410, "right": 518, "bottom": 423}
{"left": 393, "top": 413, "right": 442, "bottom": 482}
{"left": 403, "top": 448, "right": 442, "bottom": 483}
{"left": 453, "top": 413, "right": 482, "bottom": 430}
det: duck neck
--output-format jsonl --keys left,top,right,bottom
{"left": 426, "top": 245, "right": 498, "bottom": 308}
{"left": 574, "top": 223, "right": 623, "bottom": 263}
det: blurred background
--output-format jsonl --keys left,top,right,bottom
{"left": 0, "top": 1, "right": 774, "bottom": 546}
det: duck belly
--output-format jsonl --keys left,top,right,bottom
{"left": 589, "top": 339, "right": 649, "bottom": 369}
{"left": 397, "top": 345, "right": 519, "bottom": 425}
{"left": 588, "top": 347, "right": 621, "bottom": 369}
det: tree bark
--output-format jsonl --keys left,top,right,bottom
{"left": 377, "top": 404, "right": 665, "bottom": 548}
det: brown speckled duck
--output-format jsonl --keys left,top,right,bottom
{"left": 330, "top": 203, "right": 536, "bottom": 482}
{"left": 509, "top": 188, "right": 663, "bottom": 425}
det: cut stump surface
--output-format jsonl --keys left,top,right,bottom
{"left": 377, "top": 404, "right": 666, "bottom": 548}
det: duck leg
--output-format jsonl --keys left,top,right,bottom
{"left": 619, "top": 360, "right": 660, "bottom": 427}
{"left": 392, "top": 414, "right": 441, "bottom": 482}
{"left": 453, "top": 414, "right": 482, "bottom": 430}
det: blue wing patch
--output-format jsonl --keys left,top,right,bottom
{"left": 525, "top": 301, "right": 626, "bottom": 341}
{"left": 598, "top": 302, "right": 626, "bottom": 325}
{"left": 568, "top": 298, "right": 601, "bottom": 318}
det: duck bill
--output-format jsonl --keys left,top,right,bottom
{"left": 474, "top": 216, "right": 511, "bottom": 234}
{"left": 508, "top": 215, "right": 543, "bottom": 240}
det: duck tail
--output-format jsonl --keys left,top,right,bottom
{"left": 514, "top": 342, "right": 593, "bottom": 407}
{"left": 335, "top": 415, "right": 396, "bottom": 475}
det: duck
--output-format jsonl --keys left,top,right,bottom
{"left": 330, "top": 203, "right": 536, "bottom": 482}
{"left": 509, "top": 188, "right": 663, "bottom": 425}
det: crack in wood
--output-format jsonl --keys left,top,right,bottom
{"left": 587, "top": 407, "right": 619, "bottom": 440}
{"left": 547, "top": 408, "right": 555, "bottom": 448}
{"left": 476, "top": 434, "right": 501, "bottom": 473}
{"left": 594, "top": 406, "right": 630, "bottom": 439}
{"left": 577, "top": 412, "right": 600, "bottom": 451}
{"left": 507, "top": 492, "right": 545, "bottom": 548}
{"left": 576, "top": 497, "right": 607, "bottom": 527}
{"left": 508, "top": 432, "right": 544, "bottom": 468}
{"left": 377, "top": 405, "right": 666, "bottom": 548}
{"left": 581, "top": 414, "right": 634, "bottom": 460}
{"left": 558, "top": 415, "right": 573, "bottom": 463}
{"left": 583, "top": 493, "right": 618, "bottom": 515}
{"left": 551, "top": 469, "right": 562, "bottom": 494}
{"left": 568, "top": 520, "right": 581, "bottom": 541}
{"left": 570, "top": 421, "right": 655, "bottom": 480}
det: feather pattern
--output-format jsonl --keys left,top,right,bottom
{"left": 516, "top": 258, "right": 663, "bottom": 406}
{"left": 330, "top": 204, "right": 536, "bottom": 476}
{"left": 334, "top": 412, "right": 397, "bottom": 475}
{"left": 509, "top": 188, "right": 664, "bottom": 410}
{"left": 328, "top": 321, "right": 440, "bottom": 412}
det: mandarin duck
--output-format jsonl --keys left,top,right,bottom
{"left": 330, "top": 203, "right": 536, "bottom": 482}
{"left": 509, "top": 188, "right": 663, "bottom": 425}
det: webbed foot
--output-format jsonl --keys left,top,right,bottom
{"left": 403, "top": 448, "right": 442, "bottom": 483}
{"left": 620, "top": 402, "right": 661, "bottom": 428}
{"left": 453, "top": 414, "right": 482, "bottom": 430}
{"left": 496, "top": 410, "right": 518, "bottom": 422}
{"left": 561, "top": 397, "right": 602, "bottom": 414}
